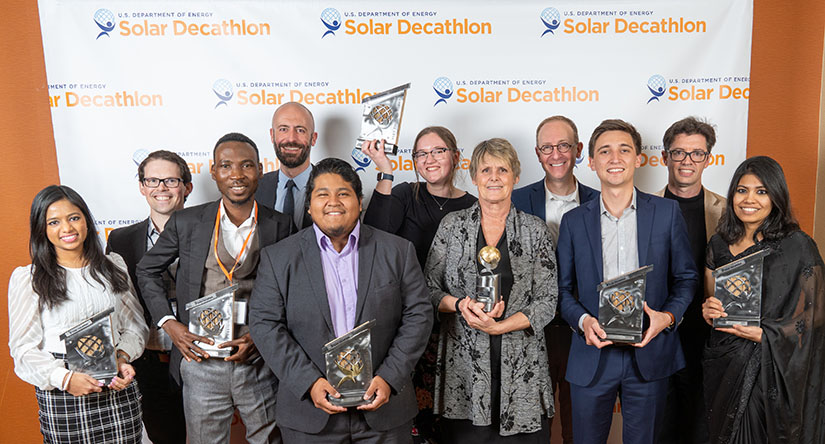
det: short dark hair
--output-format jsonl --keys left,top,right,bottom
{"left": 662, "top": 117, "right": 717, "bottom": 153}
{"left": 305, "top": 158, "right": 363, "bottom": 209}
{"left": 588, "top": 119, "right": 642, "bottom": 157}
{"left": 717, "top": 156, "right": 799, "bottom": 244}
{"left": 138, "top": 150, "right": 192, "bottom": 184}
{"left": 213, "top": 132, "right": 259, "bottom": 161}
{"left": 29, "top": 185, "right": 129, "bottom": 309}
{"left": 536, "top": 115, "right": 579, "bottom": 146}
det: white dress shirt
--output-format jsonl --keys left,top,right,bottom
{"left": 544, "top": 181, "right": 580, "bottom": 244}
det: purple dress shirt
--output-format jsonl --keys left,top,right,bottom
{"left": 313, "top": 221, "right": 360, "bottom": 338}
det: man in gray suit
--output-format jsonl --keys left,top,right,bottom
{"left": 250, "top": 158, "right": 433, "bottom": 443}
{"left": 138, "top": 133, "right": 291, "bottom": 444}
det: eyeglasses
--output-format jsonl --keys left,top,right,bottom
{"left": 665, "top": 149, "right": 709, "bottom": 162}
{"left": 537, "top": 142, "right": 573, "bottom": 155}
{"left": 142, "top": 177, "right": 183, "bottom": 188}
{"left": 412, "top": 147, "right": 452, "bottom": 161}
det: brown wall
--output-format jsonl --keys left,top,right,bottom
{"left": 1, "top": 1, "right": 823, "bottom": 441}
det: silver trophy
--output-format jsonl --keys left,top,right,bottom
{"left": 60, "top": 307, "right": 118, "bottom": 382}
{"left": 323, "top": 320, "right": 376, "bottom": 407}
{"left": 185, "top": 284, "right": 238, "bottom": 358}
{"left": 598, "top": 265, "right": 653, "bottom": 343}
{"left": 712, "top": 248, "right": 770, "bottom": 327}
{"left": 475, "top": 246, "right": 502, "bottom": 312}
{"left": 354, "top": 83, "right": 410, "bottom": 155}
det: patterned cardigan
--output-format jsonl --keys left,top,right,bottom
{"left": 424, "top": 202, "right": 558, "bottom": 436}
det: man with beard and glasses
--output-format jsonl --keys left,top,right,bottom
{"left": 138, "top": 133, "right": 291, "bottom": 444}
{"left": 256, "top": 102, "right": 317, "bottom": 233}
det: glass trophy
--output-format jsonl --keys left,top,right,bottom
{"left": 323, "top": 319, "right": 376, "bottom": 407}
{"left": 60, "top": 307, "right": 118, "bottom": 382}
{"left": 598, "top": 265, "right": 654, "bottom": 343}
{"left": 185, "top": 284, "right": 238, "bottom": 358}
{"left": 712, "top": 248, "right": 770, "bottom": 327}
{"left": 354, "top": 83, "right": 410, "bottom": 155}
{"left": 476, "top": 246, "right": 501, "bottom": 312}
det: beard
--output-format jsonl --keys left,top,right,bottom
{"left": 275, "top": 141, "right": 311, "bottom": 168}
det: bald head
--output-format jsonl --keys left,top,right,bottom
{"left": 272, "top": 102, "right": 315, "bottom": 134}
{"left": 270, "top": 102, "right": 317, "bottom": 173}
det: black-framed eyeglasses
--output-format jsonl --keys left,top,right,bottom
{"left": 537, "top": 142, "right": 573, "bottom": 155}
{"left": 142, "top": 177, "right": 183, "bottom": 188}
{"left": 412, "top": 147, "right": 452, "bottom": 161}
{"left": 665, "top": 149, "right": 709, "bottom": 162}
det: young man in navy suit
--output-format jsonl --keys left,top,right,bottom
{"left": 512, "top": 115, "right": 598, "bottom": 444}
{"left": 557, "top": 119, "right": 697, "bottom": 444}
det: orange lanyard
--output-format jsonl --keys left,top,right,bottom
{"left": 213, "top": 203, "right": 258, "bottom": 283}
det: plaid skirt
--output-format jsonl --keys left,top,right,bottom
{"left": 35, "top": 381, "right": 143, "bottom": 444}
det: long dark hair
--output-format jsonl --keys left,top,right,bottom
{"left": 717, "top": 156, "right": 799, "bottom": 244}
{"left": 29, "top": 185, "right": 129, "bottom": 309}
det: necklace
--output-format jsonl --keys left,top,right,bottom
{"left": 429, "top": 188, "right": 452, "bottom": 211}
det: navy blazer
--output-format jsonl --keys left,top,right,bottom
{"left": 512, "top": 179, "right": 599, "bottom": 221}
{"left": 557, "top": 190, "right": 697, "bottom": 385}
{"left": 255, "top": 170, "right": 313, "bottom": 230}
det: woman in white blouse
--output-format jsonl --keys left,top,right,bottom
{"left": 8, "top": 185, "right": 148, "bottom": 443}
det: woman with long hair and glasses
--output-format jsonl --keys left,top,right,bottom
{"left": 8, "top": 185, "right": 148, "bottom": 443}
{"left": 701, "top": 156, "right": 825, "bottom": 443}
{"left": 362, "top": 127, "right": 476, "bottom": 442}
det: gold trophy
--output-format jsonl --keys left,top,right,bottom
{"left": 476, "top": 246, "right": 502, "bottom": 312}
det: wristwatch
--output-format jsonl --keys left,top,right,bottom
{"left": 377, "top": 172, "right": 394, "bottom": 182}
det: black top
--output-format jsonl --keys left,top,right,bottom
{"left": 663, "top": 187, "right": 708, "bottom": 360}
{"left": 363, "top": 181, "right": 477, "bottom": 267}
{"left": 703, "top": 232, "right": 825, "bottom": 443}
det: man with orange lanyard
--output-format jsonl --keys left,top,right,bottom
{"left": 138, "top": 132, "right": 292, "bottom": 444}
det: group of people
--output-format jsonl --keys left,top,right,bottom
{"left": 8, "top": 101, "right": 824, "bottom": 444}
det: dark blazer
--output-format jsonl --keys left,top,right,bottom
{"left": 255, "top": 170, "right": 313, "bottom": 230}
{"left": 136, "top": 200, "right": 291, "bottom": 382}
{"left": 511, "top": 178, "right": 600, "bottom": 221}
{"left": 558, "top": 190, "right": 697, "bottom": 385}
{"left": 249, "top": 224, "right": 433, "bottom": 434}
{"left": 106, "top": 218, "right": 152, "bottom": 325}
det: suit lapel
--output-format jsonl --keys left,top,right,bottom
{"left": 583, "top": 200, "right": 604, "bottom": 281}
{"left": 354, "top": 226, "right": 375, "bottom": 324}
{"left": 636, "top": 191, "right": 653, "bottom": 266}
{"left": 256, "top": 207, "right": 276, "bottom": 247}
{"left": 529, "top": 181, "right": 546, "bottom": 221}
{"left": 189, "top": 201, "right": 219, "bottom": 297}
{"left": 300, "top": 230, "right": 335, "bottom": 335}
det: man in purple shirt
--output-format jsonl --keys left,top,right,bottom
{"left": 250, "top": 158, "right": 433, "bottom": 443}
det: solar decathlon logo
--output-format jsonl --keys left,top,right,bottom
{"left": 94, "top": 9, "right": 116, "bottom": 39}
{"left": 132, "top": 149, "right": 150, "bottom": 176}
{"left": 646, "top": 74, "right": 666, "bottom": 104}
{"left": 351, "top": 147, "right": 372, "bottom": 173}
{"left": 212, "top": 79, "right": 234, "bottom": 108}
{"left": 320, "top": 8, "right": 342, "bottom": 38}
{"left": 540, "top": 8, "right": 561, "bottom": 37}
{"left": 432, "top": 77, "right": 453, "bottom": 107}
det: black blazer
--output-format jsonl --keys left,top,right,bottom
{"left": 136, "top": 200, "right": 291, "bottom": 381}
{"left": 106, "top": 218, "right": 152, "bottom": 325}
{"left": 255, "top": 170, "right": 313, "bottom": 230}
{"left": 249, "top": 224, "right": 433, "bottom": 434}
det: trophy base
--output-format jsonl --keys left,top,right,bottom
{"left": 327, "top": 392, "right": 375, "bottom": 407}
{"left": 713, "top": 317, "right": 760, "bottom": 328}
{"left": 355, "top": 139, "right": 398, "bottom": 156}
{"left": 604, "top": 331, "right": 642, "bottom": 343}
{"left": 193, "top": 342, "right": 232, "bottom": 358}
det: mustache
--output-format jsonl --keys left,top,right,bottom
{"left": 278, "top": 142, "right": 308, "bottom": 150}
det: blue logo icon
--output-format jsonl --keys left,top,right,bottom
{"left": 132, "top": 149, "right": 149, "bottom": 176}
{"left": 540, "top": 8, "right": 561, "bottom": 37}
{"left": 212, "top": 79, "right": 234, "bottom": 109}
{"left": 94, "top": 9, "right": 116, "bottom": 40}
{"left": 321, "top": 8, "right": 341, "bottom": 38}
{"left": 351, "top": 148, "right": 371, "bottom": 173}
{"left": 646, "top": 74, "right": 666, "bottom": 104}
{"left": 433, "top": 77, "right": 453, "bottom": 107}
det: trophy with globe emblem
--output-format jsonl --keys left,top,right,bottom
{"left": 476, "top": 246, "right": 502, "bottom": 312}
{"left": 355, "top": 83, "right": 410, "bottom": 156}
{"left": 711, "top": 249, "right": 770, "bottom": 327}
{"left": 598, "top": 265, "right": 653, "bottom": 343}
{"left": 185, "top": 284, "right": 238, "bottom": 358}
{"left": 323, "top": 320, "right": 377, "bottom": 407}
{"left": 60, "top": 307, "right": 118, "bottom": 382}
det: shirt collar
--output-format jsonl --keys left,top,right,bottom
{"left": 547, "top": 180, "right": 579, "bottom": 203}
{"left": 313, "top": 220, "right": 360, "bottom": 254}
{"left": 599, "top": 188, "right": 637, "bottom": 216}
{"left": 220, "top": 199, "right": 257, "bottom": 229}
{"left": 279, "top": 164, "right": 313, "bottom": 191}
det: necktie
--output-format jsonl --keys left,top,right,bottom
{"left": 283, "top": 179, "right": 296, "bottom": 231}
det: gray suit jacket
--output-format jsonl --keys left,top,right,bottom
{"left": 249, "top": 224, "right": 432, "bottom": 434}
{"left": 136, "top": 200, "right": 291, "bottom": 382}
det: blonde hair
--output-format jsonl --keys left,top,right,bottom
{"left": 469, "top": 138, "right": 521, "bottom": 179}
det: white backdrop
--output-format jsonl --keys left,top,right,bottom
{"left": 38, "top": 1, "right": 753, "bottom": 442}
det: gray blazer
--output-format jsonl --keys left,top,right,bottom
{"left": 249, "top": 224, "right": 433, "bottom": 434}
{"left": 425, "top": 203, "right": 558, "bottom": 436}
